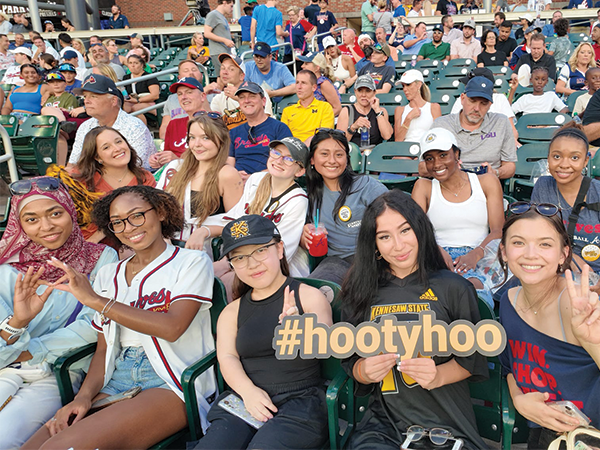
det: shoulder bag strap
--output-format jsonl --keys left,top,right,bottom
{"left": 567, "top": 176, "right": 592, "bottom": 243}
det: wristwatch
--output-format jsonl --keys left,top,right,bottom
{"left": 375, "top": 110, "right": 384, "bottom": 117}
{"left": 0, "top": 315, "right": 27, "bottom": 341}
{"left": 347, "top": 125, "right": 356, "bottom": 134}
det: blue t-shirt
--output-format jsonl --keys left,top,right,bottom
{"left": 64, "top": 79, "right": 82, "bottom": 94}
{"left": 314, "top": 11, "right": 337, "bottom": 50}
{"left": 393, "top": 5, "right": 406, "bottom": 16}
{"left": 499, "top": 290, "right": 600, "bottom": 428}
{"left": 285, "top": 20, "right": 311, "bottom": 55}
{"left": 239, "top": 15, "right": 253, "bottom": 42}
{"left": 229, "top": 117, "right": 293, "bottom": 173}
{"left": 532, "top": 176, "right": 600, "bottom": 274}
{"left": 252, "top": 4, "right": 283, "bottom": 47}
{"left": 244, "top": 60, "right": 297, "bottom": 103}
{"left": 542, "top": 23, "right": 555, "bottom": 37}
{"left": 402, "top": 34, "right": 432, "bottom": 55}
{"left": 109, "top": 14, "right": 130, "bottom": 29}
{"left": 355, "top": 55, "right": 395, "bottom": 71}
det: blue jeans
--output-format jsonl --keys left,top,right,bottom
{"left": 101, "top": 346, "right": 167, "bottom": 396}
{"left": 444, "top": 246, "right": 493, "bottom": 307}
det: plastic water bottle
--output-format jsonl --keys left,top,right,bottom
{"left": 573, "top": 112, "right": 582, "bottom": 124}
{"left": 360, "top": 127, "right": 370, "bottom": 148}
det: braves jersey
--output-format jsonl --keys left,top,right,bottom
{"left": 91, "top": 245, "right": 216, "bottom": 431}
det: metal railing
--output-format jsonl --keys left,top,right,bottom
{"left": 0, "top": 127, "right": 19, "bottom": 184}
{"left": 310, "top": 27, "right": 347, "bottom": 53}
{"left": 240, "top": 42, "right": 297, "bottom": 76}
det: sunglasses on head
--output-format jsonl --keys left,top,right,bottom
{"left": 508, "top": 201, "right": 560, "bottom": 217}
{"left": 9, "top": 178, "right": 62, "bottom": 197}
{"left": 193, "top": 111, "right": 222, "bottom": 120}
{"left": 90, "top": 43, "right": 104, "bottom": 47}
{"left": 315, "top": 128, "right": 345, "bottom": 138}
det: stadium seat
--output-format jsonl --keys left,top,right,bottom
{"left": 590, "top": 147, "right": 600, "bottom": 178}
{"left": 566, "top": 90, "right": 587, "bottom": 114}
{"left": 438, "top": 66, "right": 471, "bottom": 79}
{"left": 444, "top": 58, "right": 476, "bottom": 69}
{"left": 349, "top": 142, "right": 365, "bottom": 173}
{"left": 0, "top": 197, "right": 10, "bottom": 239}
{"left": 506, "top": 143, "right": 549, "bottom": 198}
{"left": 364, "top": 141, "right": 421, "bottom": 192}
{"left": 515, "top": 112, "right": 569, "bottom": 144}
{"left": 8, "top": 115, "right": 60, "bottom": 176}
{"left": 0, "top": 115, "right": 19, "bottom": 136}
{"left": 274, "top": 94, "right": 298, "bottom": 118}
{"left": 376, "top": 92, "right": 408, "bottom": 106}
{"left": 569, "top": 32, "right": 591, "bottom": 46}
{"left": 428, "top": 78, "right": 466, "bottom": 94}
{"left": 429, "top": 91, "right": 458, "bottom": 116}
{"left": 485, "top": 65, "right": 511, "bottom": 77}
{"left": 413, "top": 59, "right": 443, "bottom": 71}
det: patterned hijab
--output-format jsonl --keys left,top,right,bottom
{"left": 0, "top": 177, "right": 106, "bottom": 283}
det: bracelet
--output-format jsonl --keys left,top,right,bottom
{"left": 477, "top": 245, "right": 486, "bottom": 255}
{"left": 100, "top": 297, "right": 116, "bottom": 323}
{"left": 201, "top": 225, "right": 212, "bottom": 239}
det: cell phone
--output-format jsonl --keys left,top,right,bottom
{"left": 548, "top": 401, "right": 591, "bottom": 427}
{"left": 218, "top": 393, "right": 265, "bottom": 429}
{"left": 89, "top": 386, "right": 142, "bottom": 413}
{"left": 462, "top": 165, "right": 488, "bottom": 175}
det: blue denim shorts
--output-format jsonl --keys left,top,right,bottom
{"left": 100, "top": 346, "right": 168, "bottom": 396}
{"left": 444, "top": 246, "right": 493, "bottom": 307}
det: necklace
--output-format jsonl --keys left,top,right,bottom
{"left": 440, "top": 173, "right": 468, "bottom": 197}
{"left": 105, "top": 168, "right": 130, "bottom": 184}
{"left": 519, "top": 290, "right": 547, "bottom": 315}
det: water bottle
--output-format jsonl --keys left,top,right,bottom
{"left": 360, "top": 127, "right": 370, "bottom": 148}
{"left": 573, "top": 113, "right": 582, "bottom": 124}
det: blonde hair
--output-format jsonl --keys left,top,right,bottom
{"left": 568, "top": 42, "right": 597, "bottom": 71}
{"left": 191, "top": 32, "right": 204, "bottom": 46}
{"left": 312, "top": 52, "right": 335, "bottom": 80}
{"left": 378, "top": 0, "right": 387, "bottom": 9}
{"left": 166, "top": 115, "right": 230, "bottom": 225}
{"left": 93, "top": 63, "right": 118, "bottom": 82}
{"left": 287, "top": 6, "right": 299, "bottom": 14}
{"left": 247, "top": 175, "right": 273, "bottom": 214}
{"left": 420, "top": 81, "right": 431, "bottom": 102}
{"left": 72, "top": 38, "right": 85, "bottom": 53}
{"left": 102, "top": 38, "right": 117, "bottom": 50}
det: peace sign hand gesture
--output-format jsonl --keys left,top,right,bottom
{"left": 278, "top": 286, "right": 299, "bottom": 323}
{"left": 565, "top": 267, "right": 600, "bottom": 346}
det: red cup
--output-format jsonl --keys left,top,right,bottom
{"left": 307, "top": 224, "right": 328, "bottom": 257}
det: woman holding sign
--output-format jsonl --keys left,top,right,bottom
{"left": 498, "top": 203, "right": 600, "bottom": 448}
{"left": 192, "top": 214, "right": 332, "bottom": 450}
{"left": 341, "top": 190, "right": 488, "bottom": 450}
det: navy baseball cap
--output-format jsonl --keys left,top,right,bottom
{"left": 221, "top": 215, "right": 280, "bottom": 257}
{"left": 169, "top": 77, "right": 204, "bottom": 93}
{"left": 74, "top": 74, "right": 124, "bottom": 103}
{"left": 58, "top": 63, "right": 76, "bottom": 73}
{"left": 235, "top": 80, "right": 264, "bottom": 96}
{"left": 62, "top": 50, "right": 78, "bottom": 60}
{"left": 464, "top": 76, "right": 493, "bottom": 102}
{"left": 253, "top": 42, "right": 271, "bottom": 58}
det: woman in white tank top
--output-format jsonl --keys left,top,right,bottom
{"left": 324, "top": 44, "right": 357, "bottom": 93}
{"left": 412, "top": 128, "right": 505, "bottom": 306}
{"left": 394, "top": 69, "right": 442, "bottom": 143}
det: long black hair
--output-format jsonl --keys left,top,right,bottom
{"left": 306, "top": 129, "right": 360, "bottom": 223}
{"left": 341, "top": 190, "right": 447, "bottom": 324}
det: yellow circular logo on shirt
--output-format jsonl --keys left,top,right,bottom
{"left": 582, "top": 244, "right": 600, "bottom": 262}
{"left": 338, "top": 206, "right": 352, "bottom": 222}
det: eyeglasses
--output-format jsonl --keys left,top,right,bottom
{"left": 193, "top": 111, "right": 222, "bottom": 120}
{"left": 269, "top": 149, "right": 299, "bottom": 166}
{"left": 315, "top": 128, "right": 345, "bottom": 138}
{"left": 228, "top": 242, "right": 278, "bottom": 269}
{"left": 508, "top": 201, "right": 560, "bottom": 217}
{"left": 9, "top": 178, "right": 62, "bottom": 196}
{"left": 402, "top": 426, "right": 463, "bottom": 449}
{"left": 108, "top": 208, "right": 155, "bottom": 233}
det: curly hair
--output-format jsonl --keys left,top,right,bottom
{"left": 92, "top": 185, "right": 184, "bottom": 241}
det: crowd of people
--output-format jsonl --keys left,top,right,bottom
{"left": 0, "top": 3, "right": 600, "bottom": 450}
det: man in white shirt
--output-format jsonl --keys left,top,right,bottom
{"left": 58, "top": 33, "right": 86, "bottom": 69}
{"left": 0, "top": 34, "right": 14, "bottom": 71}
{"left": 1, "top": 47, "right": 32, "bottom": 86}
{"left": 31, "top": 35, "right": 60, "bottom": 61}
{"left": 442, "top": 15, "right": 463, "bottom": 44}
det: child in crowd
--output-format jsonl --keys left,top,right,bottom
{"left": 58, "top": 63, "right": 82, "bottom": 94}
{"left": 509, "top": 67, "right": 568, "bottom": 115}
{"left": 42, "top": 72, "right": 79, "bottom": 112}
{"left": 573, "top": 67, "right": 600, "bottom": 117}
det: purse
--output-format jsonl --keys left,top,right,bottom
{"left": 547, "top": 426, "right": 600, "bottom": 450}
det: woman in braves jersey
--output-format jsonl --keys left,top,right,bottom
{"left": 341, "top": 190, "right": 488, "bottom": 450}
{"left": 23, "top": 186, "right": 216, "bottom": 449}
{"left": 192, "top": 214, "right": 332, "bottom": 450}
{"left": 157, "top": 113, "right": 243, "bottom": 251}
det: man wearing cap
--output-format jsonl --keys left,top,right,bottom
{"left": 67, "top": 75, "right": 156, "bottom": 171}
{"left": 44, "top": 20, "right": 55, "bottom": 32}
{"left": 281, "top": 70, "right": 334, "bottom": 142}
{"left": 432, "top": 76, "right": 517, "bottom": 180}
{"left": 251, "top": 0, "right": 287, "bottom": 49}
{"left": 58, "top": 63, "right": 82, "bottom": 94}
{"left": 450, "top": 20, "right": 481, "bottom": 60}
{"left": 402, "top": 22, "right": 432, "bottom": 56}
{"left": 508, "top": 24, "right": 537, "bottom": 68}
{"left": 31, "top": 34, "right": 60, "bottom": 61}
{"left": 357, "top": 44, "right": 396, "bottom": 93}
{"left": 83, "top": 44, "right": 125, "bottom": 81}
{"left": 511, "top": 32, "right": 556, "bottom": 84}
{"left": 229, "top": 81, "right": 293, "bottom": 180}
{"left": 0, "top": 34, "right": 14, "bottom": 71}
{"left": 149, "top": 78, "right": 208, "bottom": 169}
{"left": 58, "top": 33, "right": 86, "bottom": 70}
{"left": 375, "top": 28, "right": 398, "bottom": 61}
{"left": 209, "top": 53, "right": 274, "bottom": 129}
{"left": 418, "top": 25, "right": 451, "bottom": 61}
{"left": 441, "top": 15, "right": 463, "bottom": 44}
{"left": 339, "top": 29, "right": 364, "bottom": 64}
{"left": 1, "top": 47, "right": 32, "bottom": 86}
{"left": 109, "top": 4, "right": 130, "bottom": 29}
{"left": 355, "top": 36, "right": 396, "bottom": 71}
{"left": 361, "top": 0, "right": 378, "bottom": 40}
{"left": 159, "top": 60, "right": 210, "bottom": 139}
{"left": 204, "top": 0, "right": 235, "bottom": 74}
{"left": 245, "top": 42, "right": 297, "bottom": 103}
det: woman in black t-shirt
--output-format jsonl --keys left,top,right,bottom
{"left": 192, "top": 214, "right": 332, "bottom": 450}
{"left": 341, "top": 190, "right": 488, "bottom": 450}
{"left": 122, "top": 54, "right": 159, "bottom": 124}
{"left": 477, "top": 30, "right": 508, "bottom": 68}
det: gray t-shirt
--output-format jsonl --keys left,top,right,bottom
{"left": 317, "top": 175, "right": 388, "bottom": 258}
{"left": 433, "top": 112, "right": 517, "bottom": 170}
{"left": 162, "top": 93, "right": 187, "bottom": 120}
{"left": 205, "top": 10, "right": 231, "bottom": 57}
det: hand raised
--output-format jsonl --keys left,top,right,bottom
{"left": 278, "top": 286, "right": 299, "bottom": 323}
{"left": 48, "top": 257, "right": 98, "bottom": 307}
{"left": 565, "top": 267, "right": 600, "bottom": 346}
{"left": 13, "top": 266, "right": 54, "bottom": 326}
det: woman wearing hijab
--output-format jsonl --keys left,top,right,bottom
{"left": 0, "top": 176, "right": 117, "bottom": 449}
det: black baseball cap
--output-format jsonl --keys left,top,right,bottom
{"left": 459, "top": 67, "right": 494, "bottom": 85}
{"left": 269, "top": 137, "right": 309, "bottom": 168}
{"left": 221, "top": 215, "right": 280, "bottom": 256}
{"left": 235, "top": 80, "right": 264, "bottom": 97}
{"left": 433, "top": 25, "right": 443, "bottom": 32}
{"left": 74, "top": 74, "right": 124, "bottom": 103}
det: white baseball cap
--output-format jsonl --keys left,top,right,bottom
{"left": 322, "top": 36, "right": 337, "bottom": 48}
{"left": 358, "top": 34, "right": 372, "bottom": 44}
{"left": 9, "top": 47, "right": 33, "bottom": 58}
{"left": 519, "top": 13, "right": 533, "bottom": 22}
{"left": 419, "top": 128, "right": 458, "bottom": 160}
{"left": 399, "top": 69, "right": 424, "bottom": 84}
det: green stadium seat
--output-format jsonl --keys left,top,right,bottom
{"left": 438, "top": 65, "right": 471, "bottom": 78}
{"left": 515, "top": 112, "right": 569, "bottom": 144}
{"left": 506, "top": 143, "right": 549, "bottom": 198}
{"left": 429, "top": 91, "right": 458, "bottom": 115}
{"left": 376, "top": 92, "right": 408, "bottom": 106}
{"left": 0, "top": 115, "right": 19, "bottom": 136}
{"left": 413, "top": 59, "right": 443, "bottom": 71}
{"left": 566, "top": 90, "right": 587, "bottom": 114}
{"left": 364, "top": 141, "right": 421, "bottom": 192}
{"left": 349, "top": 142, "right": 365, "bottom": 173}
{"left": 428, "top": 77, "right": 466, "bottom": 93}
{"left": 8, "top": 115, "right": 60, "bottom": 176}
{"left": 444, "top": 58, "right": 476, "bottom": 69}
